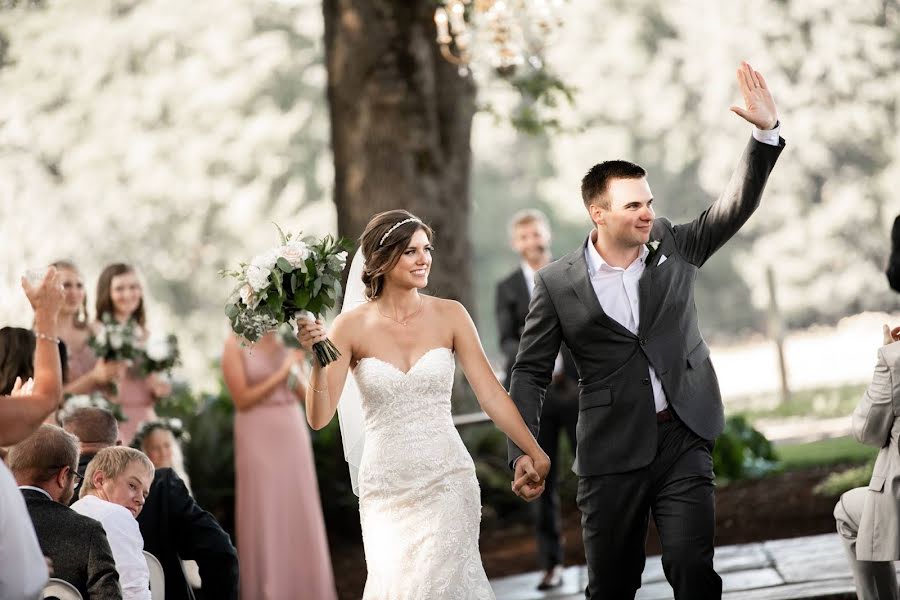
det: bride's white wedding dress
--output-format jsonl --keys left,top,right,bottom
{"left": 353, "top": 346, "right": 495, "bottom": 599}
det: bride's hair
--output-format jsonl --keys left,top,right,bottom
{"left": 359, "top": 209, "right": 433, "bottom": 300}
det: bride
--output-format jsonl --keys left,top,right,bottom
{"left": 297, "top": 209, "right": 550, "bottom": 598}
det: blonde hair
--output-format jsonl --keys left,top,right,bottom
{"left": 507, "top": 208, "right": 550, "bottom": 239}
{"left": 80, "top": 446, "right": 154, "bottom": 499}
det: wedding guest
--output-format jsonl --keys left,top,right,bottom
{"left": 133, "top": 419, "right": 191, "bottom": 492}
{"left": 66, "top": 408, "right": 239, "bottom": 600}
{"left": 495, "top": 209, "right": 580, "bottom": 590}
{"left": 222, "top": 331, "right": 336, "bottom": 600}
{"left": 53, "top": 260, "right": 125, "bottom": 396}
{"left": 72, "top": 446, "right": 154, "bottom": 600}
{"left": 95, "top": 263, "right": 171, "bottom": 444}
{"left": 834, "top": 323, "right": 900, "bottom": 600}
{"left": 0, "top": 268, "right": 64, "bottom": 598}
{"left": 0, "top": 327, "right": 68, "bottom": 424}
{"left": 9, "top": 424, "right": 122, "bottom": 599}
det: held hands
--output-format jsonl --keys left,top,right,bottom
{"left": 296, "top": 318, "right": 327, "bottom": 354}
{"left": 511, "top": 453, "right": 551, "bottom": 502}
{"left": 883, "top": 324, "right": 900, "bottom": 346}
{"left": 730, "top": 61, "right": 778, "bottom": 131}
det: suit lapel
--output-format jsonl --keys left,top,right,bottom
{"left": 638, "top": 222, "right": 671, "bottom": 333}
{"left": 567, "top": 247, "right": 635, "bottom": 339}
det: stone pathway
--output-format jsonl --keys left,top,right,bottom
{"left": 490, "top": 532, "right": 897, "bottom": 599}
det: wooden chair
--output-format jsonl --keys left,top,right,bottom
{"left": 42, "top": 578, "right": 83, "bottom": 600}
{"left": 144, "top": 550, "right": 165, "bottom": 600}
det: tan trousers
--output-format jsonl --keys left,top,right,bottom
{"left": 835, "top": 487, "right": 900, "bottom": 600}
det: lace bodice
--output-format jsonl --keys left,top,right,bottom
{"left": 350, "top": 346, "right": 494, "bottom": 599}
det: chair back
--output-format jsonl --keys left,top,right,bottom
{"left": 42, "top": 578, "right": 83, "bottom": 600}
{"left": 144, "top": 550, "right": 166, "bottom": 600}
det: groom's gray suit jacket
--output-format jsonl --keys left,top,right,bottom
{"left": 508, "top": 136, "right": 785, "bottom": 477}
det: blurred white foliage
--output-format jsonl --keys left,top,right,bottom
{"left": 0, "top": 0, "right": 334, "bottom": 388}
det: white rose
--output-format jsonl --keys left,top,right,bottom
{"left": 239, "top": 283, "right": 261, "bottom": 309}
{"left": 145, "top": 336, "right": 171, "bottom": 362}
{"left": 335, "top": 250, "right": 348, "bottom": 266}
{"left": 251, "top": 248, "right": 279, "bottom": 270}
{"left": 247, "top": 265, "right": 272, "bottom": 292}
{"left": 278, "top": 241, "right": 309, "bottom": 268}
{"left": 95, "top": 329, "right": 107, "bottom": 346}
{"left": 109, "top": 331, "right": 124, "bottom": 350}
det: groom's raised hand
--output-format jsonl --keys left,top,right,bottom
{"left": 730, "top": 61, "right": 778, "bottom": 130}
{"left": 512, "top": 456, "right": 546, "bottom": 502}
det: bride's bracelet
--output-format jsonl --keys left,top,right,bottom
{"left": 34, "top": 331, "right": 60, "bottom": 344}
{"left": 310, "top": 383, "right": 328, "bottom": 393}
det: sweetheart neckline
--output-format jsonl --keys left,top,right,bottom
{"left": 355, "top": 346, "right": 453, "bottom": 376}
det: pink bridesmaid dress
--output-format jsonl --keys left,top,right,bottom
{"left": 66, "top": 340, "right": 98, "bottom": 383}
{"left": 112, "top": 370, "right": 156, "bottom": 445}
{"left": 234, "top": 345, "right": 337, "bottom": 600}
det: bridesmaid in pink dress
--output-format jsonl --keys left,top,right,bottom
{"left": 222, "top": 331, "right": 337, "bottom": 600}
{"left": 95, "top": 263, "right": 171, "bottom": 444}
{"left": 52, "top": 261, "right": 124, "bottom": 398}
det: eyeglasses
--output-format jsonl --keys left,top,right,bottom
{"left": 70, "top": 470, "right": 84, "bottom": 484}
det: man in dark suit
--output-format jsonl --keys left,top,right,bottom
{"left": 64, "top": 408, "right": 239, "bottom": 600}
{"left": 508, "top": 62, "right": 784, "bottom": 599}
{"left": 8, "top": 424, "right": 122, "bottom": 599}
{"left": 496, "top": 209, "right": 579, "bottom": 590}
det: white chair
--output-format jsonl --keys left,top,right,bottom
{"left": 43, "top": 577, "right": 83, "bottom": 600}
{"left": 143, "top": 550, "right": 165, "bottom": 600}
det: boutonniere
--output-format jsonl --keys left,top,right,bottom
{"left": 646, "top": 240, "right": 661, "bottom": 258}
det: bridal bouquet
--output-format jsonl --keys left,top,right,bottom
{"left": 221, "top": 225, "right": 353, "bottom": 366}
{"left": 59, "top": 393, "right": 127, "bottom": 423}
{"left": 138, "top": 333, "right": 181, "bottom": 377}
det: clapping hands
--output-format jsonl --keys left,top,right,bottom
{"left": 511, "top": 453, "right": 551, "bottom": 502}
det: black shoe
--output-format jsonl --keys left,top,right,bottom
{"left": 536, "top": 565, "right": 564, "bottom": 591}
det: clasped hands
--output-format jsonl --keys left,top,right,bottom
{"left": 511, "top": 453, "right": 551, "bottom": 502}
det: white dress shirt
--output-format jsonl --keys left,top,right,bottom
{"left": 0, "top": 463, "right": 48, "bottom": 600}
{"left": 71, "top": 495, "right": 150, "bottom": 600}
{"left": 582, "top": 124, "right": 781, "bottom": 413}
{"left": 585, "top": 238, "right": 670, "bottom": 412}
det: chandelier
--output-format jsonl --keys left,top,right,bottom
{"left": 433, "top": 0, "right": 563, "bottom": 72}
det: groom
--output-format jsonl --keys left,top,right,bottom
{"left": 507, "top": 62, "right": 784, "bottom": 599}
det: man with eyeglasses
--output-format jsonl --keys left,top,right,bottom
{"left": 8, "top": 424, "right": 122, "bottom": 599}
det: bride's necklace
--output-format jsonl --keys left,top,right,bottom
{"left": 376, "top": 296, "right": 424, "bottom": 327}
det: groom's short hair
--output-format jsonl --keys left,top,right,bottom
{"left": 581, "top": 160, "right": 646, "bottom": 210}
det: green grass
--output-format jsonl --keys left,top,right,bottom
{"left": 776, "top": 436, "right": 878, "bottom": 470}
{"left": 735, "top": 383, "right": 868, "bottom": 420}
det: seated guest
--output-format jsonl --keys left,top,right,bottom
{"left": 835, "top": 323, "right": 900, "bottom": 600}
{"left": 133, "top": 419, "right": 191, "bottom": 492}
{"left": 63, "top": 407, "right": 121, "bottom": 501}
{"left": 0, "top": 326, "right": 68, "bottom": 424}
{"left": 72, "top": 446, "right": 154, "bottom": 600}
{"left": 0, "top": 267, "right": 65, "bottom": 598}
{"left": 66, "top": 408, "right": 239, "bottom": 600}
{"left": 8, "top": 424, "right": 122, "bottom": 599}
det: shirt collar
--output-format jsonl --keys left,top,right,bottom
{"left": 584, "top": 229, "right": 649, "bottom": 276}
{"left": 520, "top": 261, "right": 535, "bottom": 282}
{"left": 18, "top": 486, "right": 53, "bottom": 501}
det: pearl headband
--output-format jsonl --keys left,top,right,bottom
{"left": 379, "top": 217, "right": 422, "bottom": 246}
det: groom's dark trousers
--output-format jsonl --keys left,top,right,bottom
{"left": 508, "top": 135, "right": 785, "bottom": 599}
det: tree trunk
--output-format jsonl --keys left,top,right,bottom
{"left": 323, "top": 0, "right": 476, "bottom": 309}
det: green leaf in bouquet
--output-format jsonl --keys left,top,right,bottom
{"left": 271, "top": 270, "right": 284, "bottom": 297}
{"left": 276, "top": 257, "right": 294, "bottom": 273}
{"left": 266, "top": 293, "right": 282, "bottom": 312}
{"left": 307, "top": 296, "right": 324, "bottom": 316}
{"left": 304, "top": 257, "right": 315, "bottom": 274}
{"left": 225, "top": 303, "right": 240, "bottom": 319}
{"left": 313, "top": 278, "right": 322, "bottom": 297}
{"left": 322, "top": 295, "right": 335, "bottom": 309}
{"left": 291, "top": 272, "right": 299, "bottom": 293}
{"left": 295, "top": 289, "right": 310, "bottom": 309}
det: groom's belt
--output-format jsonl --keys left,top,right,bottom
{"left": 656, "top": 408, "right": 674, "bottom": 424}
